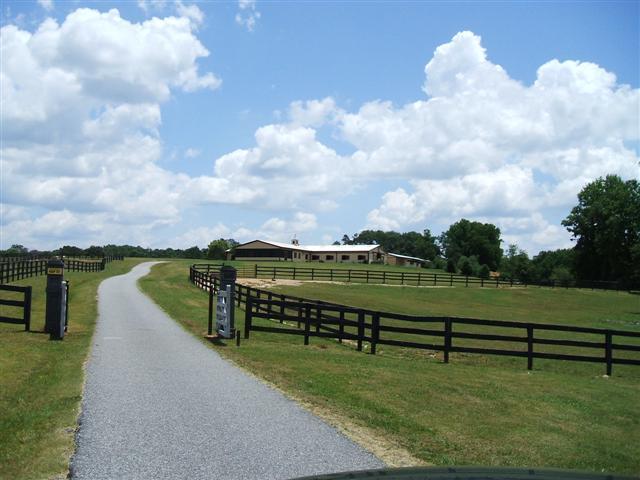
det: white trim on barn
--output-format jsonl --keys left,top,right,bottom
{"left": 231, "top": 239, "right": 385, "bottom": 263}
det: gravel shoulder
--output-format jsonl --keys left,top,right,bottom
{"left": 71, "top": 262, "right": 384, "bottom": 480}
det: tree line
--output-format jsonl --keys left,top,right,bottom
{"left": 339, "top": 175, "right": 639, "bottom": 286}
{"left": 2, "top": 175, "right": 637, "bottom": 286}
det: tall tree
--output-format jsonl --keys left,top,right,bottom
{"left": 440, "top": 219, "right": 502, "bottom": 270}
{"left": 562, "top": 175, "right": 640, "bottom": 282}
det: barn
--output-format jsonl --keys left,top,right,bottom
{"left": 231, "top": 239, "right": 386, "bottom": 264}
{"left": 386, "top": 252, "right": 426, "bottom": 268}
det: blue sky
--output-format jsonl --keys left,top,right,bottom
{"left": 1, "top": 0, "right": 639, "bottom": 254}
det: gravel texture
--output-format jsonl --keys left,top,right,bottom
{"left": 71, "top": 262, "right": 384, "bottom": 479}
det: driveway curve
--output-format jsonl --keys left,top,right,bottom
{"left": 71, "top": 262, "right": 383, "bottom": 480}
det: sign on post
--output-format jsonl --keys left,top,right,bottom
{"left": 215, "top": 266, "right": 236, "bottom": 339}
{"left": 45, "top": 259, "right": 67, "bottom": 340}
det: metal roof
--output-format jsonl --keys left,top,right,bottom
{"left": 236, "top": 239, "right": 381, "bottom": 253}
{"left": 388, "top": 252, "right": 427, "bottom": 262}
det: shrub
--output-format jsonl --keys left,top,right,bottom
{"left": 479, "top": 264, "right": 490, "bottom": 279}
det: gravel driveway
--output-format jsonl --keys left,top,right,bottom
{"left": 71, "top": 262, "right": 384, "bottom": 479}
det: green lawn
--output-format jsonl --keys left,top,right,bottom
{"left": 0, "top": 258, "right": 147, "bottom": 480}
{"left": 140, "top": 260, "right": 640, "bottom": 475}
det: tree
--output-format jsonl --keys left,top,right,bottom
{"left": 457, "top": 256, "right": 474, "bottom": 276}
{"left": 440, "top": 219, "right": 503, "bottom": 270}
{"left": 84, "top": 245, "right": 105, "bottom": 257}
{"left": 500, "top": 244, "right": 531, "bottom": 281}
{"left": 479, "top": 264, "right": 491, "bottom": 279}
{"left": 347, "top": 229, "right": 439, "bottom": 260}
{"left": 183, "top": 246, "right": 203, "bottom": 259}
{"left": 562, "top": 175, "right": 640, "bottom": 282}
{"left": 529, "top": 249, "right": 575, "bottom": 283}
{"left": 206, "top": 239, "right": 230, "bottom": 260}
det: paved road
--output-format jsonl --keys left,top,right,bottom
{"left": 71, "top": 262, "right": 384, "bottom": 480}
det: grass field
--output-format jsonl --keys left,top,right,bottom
{"left": 140, "top": 260, "right": 640, "bottom": 475}
{"left": 0, "top": 258, "right": 147, "bottom": 480}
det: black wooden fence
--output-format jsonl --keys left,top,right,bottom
{"left": 250, "top": 265, "right": 632, "bottom": 291}
{"left": 191, "top": 262, "right": 632, "bottom": 291}
{"left": 0, "top": 285, "right": 32, "bottom": 331}
{"left": 190, "top": 265, "right": 640, "bottom": 376}
{"left": 0, "top": 256, "right": 123, "bottom": 283}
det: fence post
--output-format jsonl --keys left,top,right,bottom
{"left": 24, "top": 286, "right": 32, "bottom": 332}
{"left": 371, "top": 312, "right": 380, "bottom": 355}
{"left": 244, "top": 298, "right": 253, "bottom": 339}
{"left": 315, "top": 306, "right": 321, "bottom": 333}
{"left": 357, "top": 310, "right": 365, "bottom": 351}
{"left": 527, "top": 326, "right": 533, "bottom": 370}
{"left": 366, "top": 271, "right": 370, "bottom": 284}
{"left": 418, "top": 272, "right": 421, "bottom": 286}
{"left": 254, "top": 264, "right": 258, "bottom": 278}
{"left": 444, "top": 318, "right": 452, "bottom": 363}
{"left": 279, "top": 294, "right": 285, "bottom": 324}
{"left": 293, "top": 267, "right": 296, "bottom": 280}
{"left": 465, "top": 275, "right": 469, "bottom": 287}
{"left": 304, "top": 304, "right": 311, "bottom": 345}
{"left": 433, "top": 273, "right": 437, "bottom": 286}
{"left": 311, "top": 268, "right": 315, "bottom": 280}
{"left": 605, "top": 332, "right": 613, "bottom": 376}
{"left": 382, "top": 271, "right": 386, "bottom": 284}
{"left": 338, "top": 310, "right": 345, "bottom": 343}
{"left": 401, "top": 272, "right": 405, "bottom": 285}
{"left": 208, "top": 281, "right": 214, "bottom": 335}
{"left": 450, "top": 274, "right": 453, "bottom": 287}
{"left": 481, "top": 277, "right": 484, "bottom": 288}
{"left": 348, "top": 269, "right": 352, "bottom": 282}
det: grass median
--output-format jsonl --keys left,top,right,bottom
{"left": 140, "top": 260, "right": 640, "bottom": 475}
{"left": 0, "top": 258, "right": 146, "bottom": 480}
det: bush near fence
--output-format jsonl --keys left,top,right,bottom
{"left": 190, "top": 264, "right": 640, "bottom": 376}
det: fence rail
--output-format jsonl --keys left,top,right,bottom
{"left": 192, "top": 263, "right": 633, "bottom": 291}
{"left": 0, "top": 284, "right": 32, "bottom": 331}
{"left": 189, "top": 265, "right": 640, "bottom": 376}
{"left": 0, "top": 256, "right": 123, "bottom": 283}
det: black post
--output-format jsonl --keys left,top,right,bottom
{"left": 64, "top": 281, "right": 70, "bottom": 332}
{"left": 315, "top": 307, "right": 321, "bottom": 333}
{"left": 605, "top": 332, "right": 613, "bottom": 376}
{"left": 527, "top": 326, "right": 533, "bottom": 370}
{"left": 357, "top": 310, "right": 365, "bottom": 351}
{"left": 444, "top": 318, "right": 452, "bottom": 363}
{"left": 236, "top": 329, "right": 241, "bottom": 347}
{"left": 304, "top": 304, "right": 311, "bottom": 345}
{"left": 45, "top": 259, "right": 66, "bottom": 340}
{"left": 208, "top": 282, "right": 214, "bottom": 335}
{"left": 24, "top": 286, "right": 32, "bottom": 332}
{"left": 279, "top": 294, "right": 285, "bottom": 324}
{"left": 371, "top": 312, "right": 380, "bottom": 355}
{"left": 338, "top": 310, "right": 344, "bottom": 343}
{"left": 244, "top": 298, "right": 253, "bottom": 339}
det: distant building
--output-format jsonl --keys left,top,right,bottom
{"left": 386, "top": 252, "right": 426, "bottom": 268}
{"left": 230, "top": 239, "right": 386, "bottom": 264}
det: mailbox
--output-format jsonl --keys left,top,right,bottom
{"left": 215, "top": 266, "right": 236, "bottom": 338}
{"left": 45, "top": 259, "right": 67, "bottom": 340}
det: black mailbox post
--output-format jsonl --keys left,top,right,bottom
{"left": 216, "top": 266, "right": 237, "bottom": 338}
{"left": 45, "top": 259, "right": 67, "bottom": 340}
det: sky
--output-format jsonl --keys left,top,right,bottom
{"left": 1, "top": 0, "right": 639, "bottom": 255}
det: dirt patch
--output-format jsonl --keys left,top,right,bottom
{"left": 238, "top": 278, "right": 305, "bottom": 288}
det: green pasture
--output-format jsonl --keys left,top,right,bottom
{"left": 140, "top": 260, "right": 640, "bottom": 475}
{"left": 0, "top": 258, "right": 147, "bottom": 480}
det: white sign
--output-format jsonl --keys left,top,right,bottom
{"left": 215, "top": 286, "right": 233, "bottom": 338}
